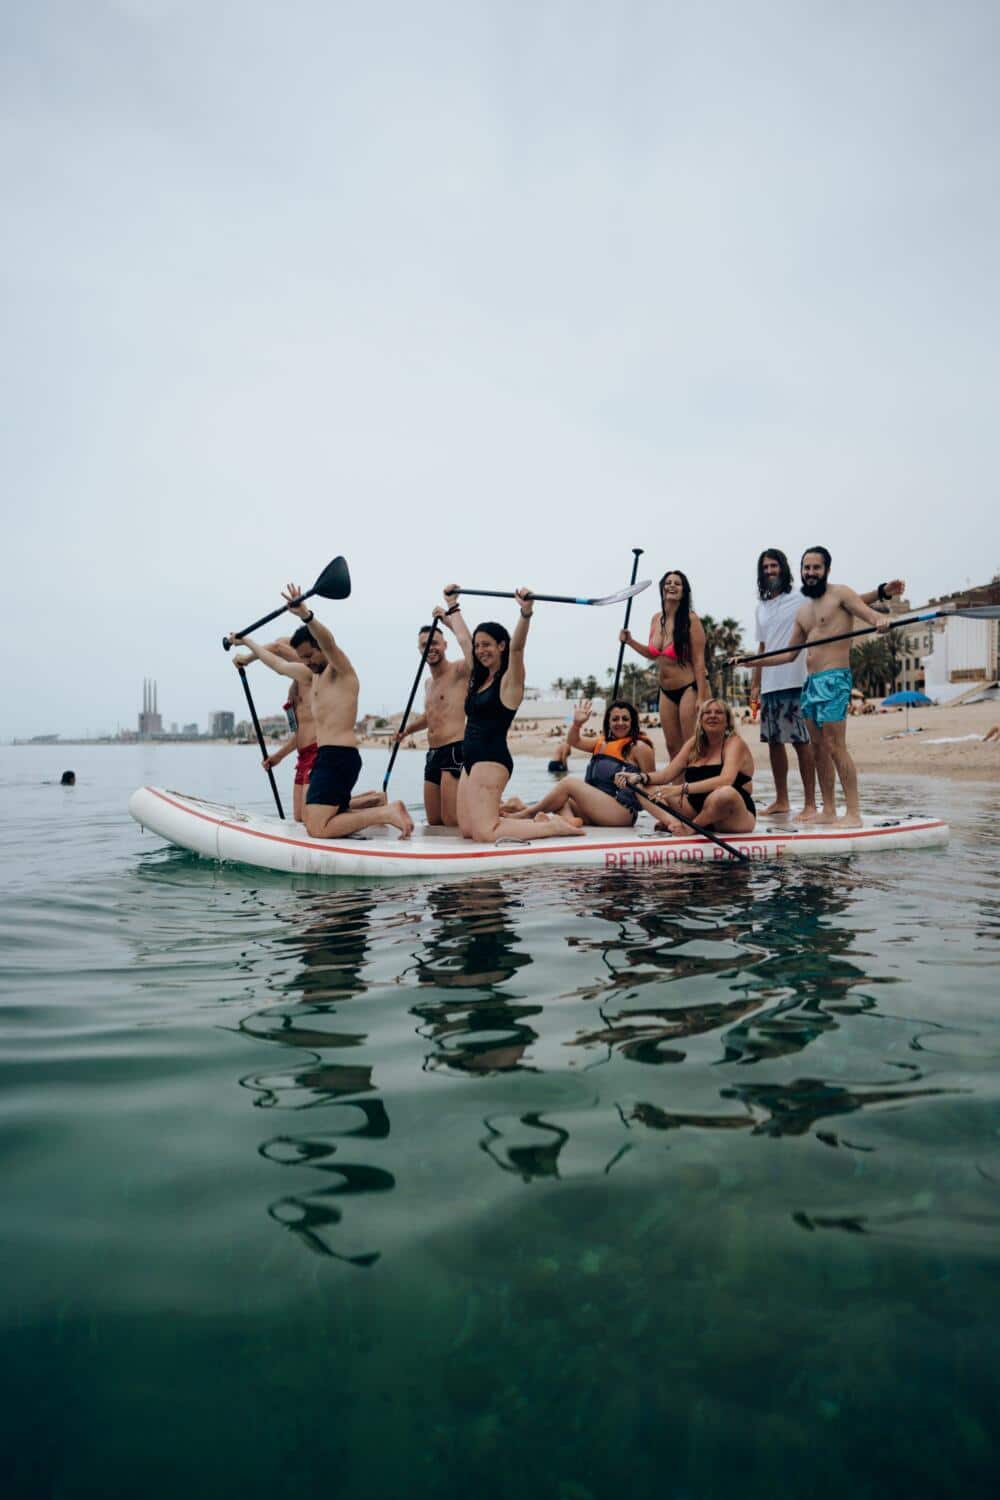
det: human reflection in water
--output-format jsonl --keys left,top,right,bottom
{"left": 238, "top": 888, "right": 396, "bottom": 1265}
{"left": 409, "top": 879, "right": 541, "bottom": 1076}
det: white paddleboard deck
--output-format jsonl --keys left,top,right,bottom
{"left": 129, "top": 786, "right": 950, "bottom": 878}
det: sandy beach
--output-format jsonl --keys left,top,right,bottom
{"left": 379, "top": 700, "right": 1000, "bottom": 782}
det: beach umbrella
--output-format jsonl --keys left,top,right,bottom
{"left": 882, "top": 689, "right": 932, "bottom": 731}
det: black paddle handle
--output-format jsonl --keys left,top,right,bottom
{"left": 237, "top": 667, "right": 285, "bottom": 819}
{"left": 383, "top": 619, "right": 441, "bottom": 793}
{"left": 633, "top": 783, "right": 749, "bottom": 863}
{"left": 611, "top": 548, "right": 644, "bottom": 700}
{"left": 222, "top": 588, "right": 318, "bottom": 652}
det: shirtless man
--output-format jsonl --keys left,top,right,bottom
{"left": 233, "top": 627, "right": 320, "bottom": 823}
{"left": 395, "top": 585, "right": 474, "bottom": 826}
{"left": 735, "top": 547, "right": 891, "bottom": 828}
{"left": 229, "top": 584, "right": 414, "bottom": 840}
{"left": 750, "top": 550, "right": 904, "bottom": 820}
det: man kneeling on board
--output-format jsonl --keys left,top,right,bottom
{"left": 229, "top": 584, "right": 414, "bottom": 840}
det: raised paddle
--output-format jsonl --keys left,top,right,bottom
{"left": 222, "top": 556, "right": 351, "bottom": 651}
{"left": 734, "top": 604, "right": 1000, "bottom": 666}
{"left": 631, "top": 783, "right": 751, "bottom": 863}
{"left": 456, "top": 580, "right": 651, "bottom": 608}
{"left": 611, "top": 547, "right": 645, "bottom": 700}
{"left": 236, "top": 666, "right": 285, "bottom": 819}
{"left": 383, "top": 618, "right": 441, "bottom": 794}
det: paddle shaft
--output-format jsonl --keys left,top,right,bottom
{"left": 633, "top": 783, "right": 750, "bottom": 863}
{"left": 237, "top": 667, "right": 285, "bottom": 819}
{"left": 611, "top": 548, "right": 644, "bottom": 700}
{"left": 383, "top": 619, "right": 441, "bottom": 793}
{"left": 223, "top": 586, "right": 320, "bottom": 653}
{"left": 738, "top": 609, "right": 947, "bottom": 666}
{"left": 458, "top": 588, "right": 615, "bottom": 605}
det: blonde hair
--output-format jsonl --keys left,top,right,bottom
{"left": 692, "top": 698, "right": 737, "bottom": 759}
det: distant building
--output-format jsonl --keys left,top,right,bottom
{"left": 182, "top": 723, "right": 200, "bottom": 737}
{"left": 258, "top": 714, "right": 288, "bottom": 739}
{"left": 210, "top": 711, "right": 235, "bottom": 738}
{"left": 138, "top": 679, "right": 163, "bottom": 738}
{"left": 922, "top": 576, "right": 1000, "bottom": 703}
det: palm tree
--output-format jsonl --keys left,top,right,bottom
{"left": 851, "top": 638, "right": 892, "bottom": 697}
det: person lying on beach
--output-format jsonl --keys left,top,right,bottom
{"left": 502, "top": 699, "right": 656, "bottom": 828}
{"left": 985, "top": 726, "right": 1000, "bottom": 743}
{"left": 732, "top": 547, "right": 890, "bottom": 828}
{"left": 457, "top": 591, "right": 581, "bottom": 843}
{"left": 393, "top": 586, "right": 473, "bottom": 827}
{"left": 228, "top": 585, "right": 414, "bottom": 840}
{"left": 615, "top": 698, "right": 756, "bottom": 836}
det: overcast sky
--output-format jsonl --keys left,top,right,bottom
{"left": 3, "top": 0, "right": 998, "bottom": 737}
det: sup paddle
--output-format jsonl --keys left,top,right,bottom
{"left": 632, "top": 783, "right": 751, "bottom": 863}
{"left": 734, "top": 604, "right": 1000, "bottom": 666}
{"left": 222, "top": 556, "right": 351, "bottom": 651}
{"left": 611, "top": 548, "right": 645, "bottom": 700}
{"left": 236, "top": 666, "right": 285, "bottom": 819}
{"left": 383, "top": 619, "right": 441, "bottom": 794}
{"left": 456, "top": 580, "right": 651, "bottom": 608}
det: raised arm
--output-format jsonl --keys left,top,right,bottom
{"left": 566, "top": 700, "right": 599, "bottom": 754}
{"left": 228, "top": 634, "right": 311, "bottom": 683}
{"left": 860, "top": 578, "right": 904, "bottom": 608}
{"left": 282, "top": 583, "right": 357, "bottom": 674}
{"left": 840, "top": 586, "right": 892, "bottom": 630}
{"left": 500, "top": 588, "right": 532, "bottom": 710}
{"left": 438, "top": 585, "right": 474, "bottom": 668}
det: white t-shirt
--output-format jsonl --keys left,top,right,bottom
{"left": 755, "top": 589, "right": 807, "bottom": 694}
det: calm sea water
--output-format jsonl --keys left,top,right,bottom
{"left": 2, "top": 744, "right": 998, "bottom": 1499}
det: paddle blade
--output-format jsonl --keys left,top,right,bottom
{"left": 592, "top": 579, "right": 652, "bottom": 607}
{"left": 314, "top": 555, "right": 351, "bottom": 601}
{"left": 952, "top": 605, "right": 1000, "bottom": 619}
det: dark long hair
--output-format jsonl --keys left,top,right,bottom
{"left": 756, "top": 549, "right": 793, "bottom": 601}
{"left": 466, "top": 621, "right": 510, "bottom": 705}
{"left": 658, "top": 569, "right": 692, "bottom": 665}
{"left": 602, "top": 698, "right": 641, "bottom": 749}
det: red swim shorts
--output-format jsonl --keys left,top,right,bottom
{"left": 294, "top": 743, "right": 319, "bottom": 786}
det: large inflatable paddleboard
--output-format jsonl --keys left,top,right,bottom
{"left": 129, "top": 786, "right": 949, "bottom": 878}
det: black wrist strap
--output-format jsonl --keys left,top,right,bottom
{"left": 445, "top": 603, "right": 461, "bottom": 615}
{"left": 877, "top": 581, "right": 888, "bottom": 602}
{"left": 302, "top": 609, "right": 315, "bottom": 623}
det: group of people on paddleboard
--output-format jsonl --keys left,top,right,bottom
{"left": 227, "top": 546, "right": 902, "bottom": 844}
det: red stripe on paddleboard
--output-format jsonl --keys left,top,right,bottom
{"left": 141, "top": 788, "right": 947, "bottom": 863}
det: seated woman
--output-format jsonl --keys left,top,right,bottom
{"left": 616, "top": 698, "right": 756, "bottom": 835}
{"left": 458, "top": 590, "right": 581, "bottom": 843}
{"left": 503, "top": 698, "right": 655, "bottom": 827}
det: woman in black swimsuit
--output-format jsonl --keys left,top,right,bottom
{"left": 616, "top": 698, "right": 756, "bottom": 835}
{"left": 458, "top": 589, "right": 582, "bottom": 845}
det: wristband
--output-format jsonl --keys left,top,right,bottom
{"left": 302, "top": 609, "right": 315, "bottom": 624}
{"left": 876, "top": 582, "right": 888, "bottom": 602}
{"left": 521, "top": 610, "right": 533, "bottom": 619}
{"left": 445, "top": 603, "right": 461, "bottom": 615}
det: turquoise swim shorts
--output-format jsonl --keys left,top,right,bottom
{"left": 800, "top": 668, "right": 852, "bottom": 727}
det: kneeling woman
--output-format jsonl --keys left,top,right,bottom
{"left": 458, "top": 590, "right": 581, "bottom": 843}
{"left": 616, "top": 699, "right": 756, "bottom": 835}
{"left": 505, "top": 698, "right": 655, "bottom": 827}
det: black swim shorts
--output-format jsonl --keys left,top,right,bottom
{"left": 424, "top": 740, "right": 464, "bottom": 785}
{"left": 305, "top": 746, "right": 362, "bottom": 810}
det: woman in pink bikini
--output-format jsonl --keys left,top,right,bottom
{"left": 619, "top": 569, "right": 708, "bottom": 759}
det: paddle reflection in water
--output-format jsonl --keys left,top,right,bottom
{"left": 408, "top": 879, "right": 539, "bottom": 1076}
{"left": 239, "top": 889, "right": 395, "bottom": 1265}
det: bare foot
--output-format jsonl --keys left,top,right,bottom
{"left": 762, "top": 801, "right": 791, "bottom": 817}
{"left": 532, "top": 813, "right": 584, "bottom": 837}
{"left": 814, "top": 809, "right": 838, "bottom": 826}
{"left": 795, "top": 806, "right": 818, "bottom": 823}
{"left": 838, "top": 812, "right": 863, "bottom": 829}
{"left": 387, "top": 801, "right": 415, "bottom": 839}
{"left": 352, "top": 789, "right": 387, "bottom": 809}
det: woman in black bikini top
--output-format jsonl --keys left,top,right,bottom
{"left": 616, "top": 697, "right": 756, "bottom": 836}
{"left": 457, "top": 590, "right": 582, "bottom": 846}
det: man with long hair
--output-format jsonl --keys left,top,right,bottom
{"left": 751, "top": 549, "right": 903, "bottom": 820}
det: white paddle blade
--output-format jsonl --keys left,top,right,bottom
{"left": 592, "top": 579, "right": 652, "bottom": 606}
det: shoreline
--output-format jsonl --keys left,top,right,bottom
{"left": 373, "top": 700, "right": 1000, "bottom": 783}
